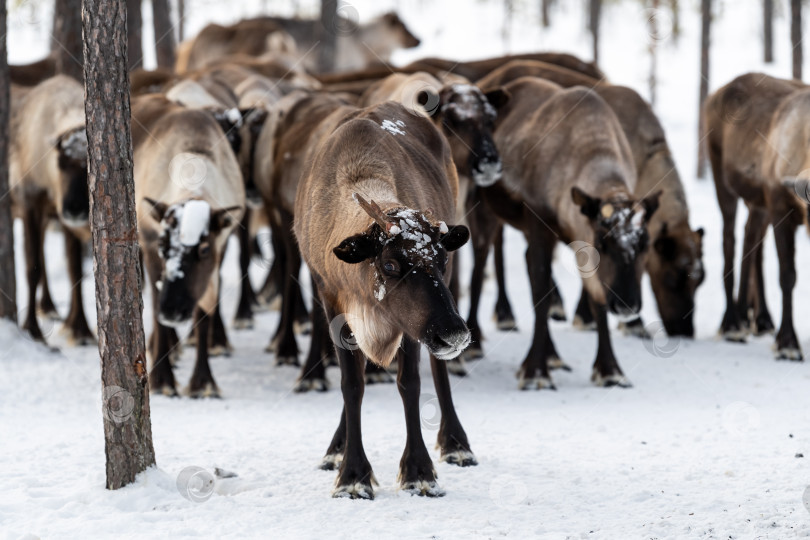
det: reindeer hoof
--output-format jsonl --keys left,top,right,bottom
{"left": 720, "top": 327, "right": 748, "bottom": 343}
{"left": 401, "top": 480, "right": 445, "bottom": 497}
{"left": 548, "top": 356, "right": 572, "bottom": 371}
{"left": 65, "top": 334, "right": 97, "bottom": 347}
{"left": 618, "top": 318, "right": 649, "bottom": 338}
{"left": 38, "top": 308, "right": 61, "bottom": 320}
{"left": 275, "top": 355, "right": 300, "bottom": 367}
{"left": 573, "top": 315, "right": 597, "bottom": 331}
{"left": 462, "top": 344, "right": 484, "bottom": 361}
{"left": 208, "top": 344, "right": 232, "bottom": 357}
{"left": 517, "top": 372, "right": 555, "bottom": 390}
{"left": 365, "top": 370, "right": 394, "bottom": 384}
{"left": 441, "top": 450, "right": 477, "bottom": 467}
{"left": 548, "top": 304, "right": 567, "bottom": 322}
{"left": 591, "top": 370, "right": 632, "bottom": 388}
{"left": 319, "top": 453, "right": 343, "bottom": 470}
{"left": 187, "top": 382, "right": 221, "bottom": 398}
{"left": 294, "top": 377, "right": 329, "bottom": 393}
{"left": 446, "top": 356, "right": 468, "bottom": 376}
{"left": 774, "top": 346, "right": 803, "bottom": 361}
{"left": 152, "top": 384, "right": 179, "bottom": 397}
{"left": 294, "top": 320, "right": 312, "bottom": 335}
{"left": 494, "top": 316, "right": 518, "bottom": 332}
{"left": 333, "top": 482, "right": 374, "bottom": 500}
{"left": 232, "top": 317, "right": 254, "bottom": 330}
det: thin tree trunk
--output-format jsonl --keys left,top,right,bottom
{"left": 126, "top": 0, "right": 143, "bottom": 70}
{"left": 82, "top": 0, "right": 156, "bottom": 490}
{"left": 177, "top": 0, "right": 184, "bottom": 42}
{"left": 589, "top": 0, "right": 602, "bottom": 64}
{"left": 792, "top": 0, "right": 802, "bottom": 79}
{"left": 52, "top": 0, "right": 84, "bottom": 81}
{"left": 0, "top": 1, "right": 16, "bottom": 323}
{"left": 648, "top": 0, "right": 660, "bottom": 107}
{"left": 151, "top": 0, "right": 175, "bottom": 68}
{"left": 318, "top": 0, "right": 338, "bottom": 73}
{"left": 764, "top": 0, "right": 774, "bottom": 63}
{"left": 668, "top": 0, "right": 680, "bottom": 44}
{"left": 541, "top": 0, "right": 552, "bottom": 27}
{"left": 697, "top": 0, "right": 711, "bottom": 179}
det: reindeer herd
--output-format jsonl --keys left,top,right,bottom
{"left": 7, "top": 11, "right": 810, "bottom": 499}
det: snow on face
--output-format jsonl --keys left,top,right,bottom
{"left": 601, "top": 206, "right": 646, "bottom": 264}
{"left": 442, "top": 84, "right": 497, "bottom": 120}
{"left": 380, "top": 119, "right": 406, "bottom": 136}
{"left": 160, "top": 200, "right": 211, "bottom": 281}
{"left": 59, "top": 127, "right": 88, "bottom": 162}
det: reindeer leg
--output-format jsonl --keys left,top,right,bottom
{"left": 207, "top": 297, "right": 232, "bottom": 357}
{"left": 233, "top": 210, "right": 255, "bottom": 329}
{"left": 547, "top": 279, "right": 566, "bottom": 322}
{"left": 430, "top": 352, "right": 477, "bottom": 467}
{"left": 295, "top": 275, "right": 330, "bottom": 392}
{"left": 320, "top": 405, "right": 346, "bottom": 470}
{"left": 397, "top": 337, "right": 443, "bottom": 496}
{"left": 573, "top": 287, "right": 596, "bottom": 330}
{"left": 62, "top": 228, "right": 95, "bottom": 346}
{"left": 188, "top": 307, "right": 220, "bottom": 397}
{"left": 145, "top": 253, "right": 178, "bottom": 396}
{"left": 493, "top": 225, "right": 518, "bottom": 330}
{"left": 463, "top": 199, "right": 493, "bottom": 362}
{"left": 22, "top": 205, "right": 47, "bottom": 344}
{"left": 332, "top": 343, "right": 375, "bottom": 499}
{"left": 365, "top": 360, "right": 394, "bottom": 384}
{"left": 37, "top": 216, "right": 59, "bottom": 320}
{"left": 750, "top": 216, "right": 775, "bottom": 335}
{"left": 256, "top": 232, "right": 284, "bottom": 312}
{"left": 590, "top": 298, "right": 631, "bottom": 388}
{"left": 517, "top": 224, "right": 555, "bottom": 390}
{"left": 269, "top": 214, "right": 300, "bottom": 365}
{"left": 736, "top": 206, "right": 763, "bottom": 333}
{"left": 770, "top": 192, "right": 802, "bottom": 360}
{"left": 715, "top": 169, "right": 745, "bottom": 341}
{"left": 292, "top": 277, "right": 311, "bottom": 335}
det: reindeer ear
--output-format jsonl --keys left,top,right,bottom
{"left": 211, "top": 206, "right": 241, "bottom": 232}
{"left": 333, "top": 232, "right": 381, "bottom": 264}
{"left": 484, "top": 88, "right": 511, "bottom": 110}
{"left": 654, "top": 234, "right": 678, "bottom": 261}
{"left": 439, "top": 225, "right": 470, "bottom": 252}
{"left": 640, "top": 191, "right": 662, "bottom": 222}
{"left": 571, "top": 187, "right": 601, "bottom": 219}
{"left": 144, "top": 198, "right": 168, "bottom": 222}
{"left": 695, "top": 227, "right": 705, "bottom": 239}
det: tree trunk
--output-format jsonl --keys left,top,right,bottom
{"left": 82, "top": 0, "right": 156, "bottom": 490}
{"left": 792, "top": 0, "right": 802, "bottom": 79}
{"left": 764, "top": 0, "right": 774, "bottom": 63}
{"left": 589, "top": 0, "right": 602, "bottom": 64}
{"left": 0, "top": 1, "right": 16, "bottom": 323}
{"left": 648, "top": 0, "right": 660, "bottom": 107}
{"left": 126, "top": 0, "right": 143, "bottom": 70}
{"left": 52, "top": 0, "right": 85, "bottom": 81}
{"left": 541, "top": 0, "right": 552, "bottom": 27}
{"left": 697, "top": 0, "right": 711, "bottom": 179}
{"left": 502, "top": 0, "right": 514, "bottom": 51}
{"left": 151, "top": 0, "right": 175, "bottom": 68}
{"left": 318, "top": 0, "right": 338, "bottom": 73}
{"left": 177, "top": 0, "right": 185, "bottom": 42}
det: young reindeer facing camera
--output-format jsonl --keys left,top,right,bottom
{"left": 295, "top": 101, "right": 473, "bottom": 499}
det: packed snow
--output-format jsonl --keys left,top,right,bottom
{"left": 5, "top": 0, "right": 810, "bottom": 538}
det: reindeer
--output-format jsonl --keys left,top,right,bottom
{"left": 706, "top": 73, "right": 809, "bottom": 359}
{"left": 131, "top": 95, "right": 244, "bottom": 396}
{"left": 294, "top": 100, "right": 474, "bottom": 499}
{"left": 481, "top": 77, "right": 659, "bottom": 389}
{"left": 359, "top": 71, "right": 510, "bottom": 372}
{"left": 10, "top": 75, "right": 94, "bottom": 347}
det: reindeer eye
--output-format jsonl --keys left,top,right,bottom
{"left": 199, "top": 243, "right": 211, "bottom": 257}
{"left": 382, "top": 260, "right": 400, "bottom": 276}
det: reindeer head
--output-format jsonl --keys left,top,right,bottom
{"left": 54, "top": 126, "right": 89, "bottom": 228}
{"left": 647, "top": 223, "right": 705, "bottom": 336}
{"left": 144, "top": 198, "right": 239, "bottom": 326}
{"left": 572, "top": 187, "right": 661, "bottom": 318}
{"left": 333, "top": 194, "right": 471, "bottom": 360}
{"left": 420, "top": 84, "right": 510, "bottom": 187}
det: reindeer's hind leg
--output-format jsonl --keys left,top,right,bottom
{"left": 770, "top": 189, "right": 803, "bottom": 360}
{"left": 430, "top": 352, "right": 477, "bottom": 466}
{"left": 62, "top": 228, "right": 95, "bottom": 345}
{"left": 464, "top": 196, "right": 496, "bottom": 361}
{"left": 268, "top": 213, "right": 301, "bottom": 365}
{"left": 295, "top": 275, "right": 330, "bottom": 392}
{"left": 208, "top": 296, "right": 232, "bottom": 357}
{"left": 590, "top": 297, "right": 631, "bottom": 388}
{"left": 256, "top": 232, "right": 284, "bottom": 311}
{"left": 748, "top": 215, "right": 775, "bottom": 335}
{"left": 233, "top": 209, "right": 255, "bottom": 329}
{"left": 736, "top": 206, "right": 767, "bottom": 334}
{"left": 188, "top": 307, "right": 220, "bottom": 397}
{"left": 493, "top": 225, "right": 519, "bottom": 330}
{"left": 398, "top": 337, "right": 443, "bottom": 496}
{"left": 37, "top": 216, "right": 59, "bottom": 320}
{"left": 573, "top": 287, "right": 596, "bottom": 330}
{"left": 713, "top": 160, "right": 746, "bottom": 340}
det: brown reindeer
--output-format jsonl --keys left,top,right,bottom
{"left": 706, "top": 73, "right": 808, "bottom": 359}
{"left": 177, "top": 13, "right": 419, "bottom": 74}
{"left": 484, "top": 77, "right": 659, "bottom": 389}
{"left": 131, "top": 95, "right": 244, "bottom": 396}
{"left": 294, "top": 100, "right": 473, "bottom": 498}
{"left": 10, "top": 75, "right": 94, "bottom": 346}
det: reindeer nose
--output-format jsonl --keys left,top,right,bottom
{"left": 609, "top": 300, "right": 641, "bottom": 320}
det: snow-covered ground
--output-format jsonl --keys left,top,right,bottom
{"left": 5, "top": 0, "right": 810, "bottom": 538}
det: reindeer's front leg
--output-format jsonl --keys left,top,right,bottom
{"left": 62, "top": 228, "right": 95, "bottom": 346}
{"left": 429, "top": 352, "right": 477, "bottom": 467}
{"left": 590, "top": 297, "right": 631, "bottom": 388}
{"left": 188, "top": 307, "right": 220, "bottom": 397}
{"left": 770, "top": 192, "right": 802, "bottom": 361}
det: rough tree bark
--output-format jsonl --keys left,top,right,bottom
{"left": 52, "top": 0, "right": 84, "bottom": 81}
{"left": 589, "top": 0, "right": 602, "bottom": 64}
{"left": 126, "top": 0, "right": 143, "bottom": 70}
{"left": 82, "top": 0, "right": 156, "bottom": 490}
{"left": 696, "top": 0, "right": 711, "bottom": 179}
{"left": 764, "top": 0, "right": 774, "bottom": 63}
{"left": 318, "top": 0, "right": 338, "bottom": 73}
{"left": 0, "top": 1, "right": 16, "bottom": 323}
{"left": 792, "top": 0, "right": 802, "bottom": 79}
{"left": 151, "top": 0, "right": 176, "bottom": 68}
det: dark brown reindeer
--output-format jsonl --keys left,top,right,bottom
{"left": 131, "top": 95, "right": 244, "bottom": 396}
{"left": 484, "top": 77, "right": 659, "bottom": 389}
{"left": 706, "top": 73, "right": 809, "bottom": 359}
{"left": 9, "top": 75, "right": 94, "bottom": 347}
{"left": 294, "top": 100, "right": 474, "bottom": 498}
